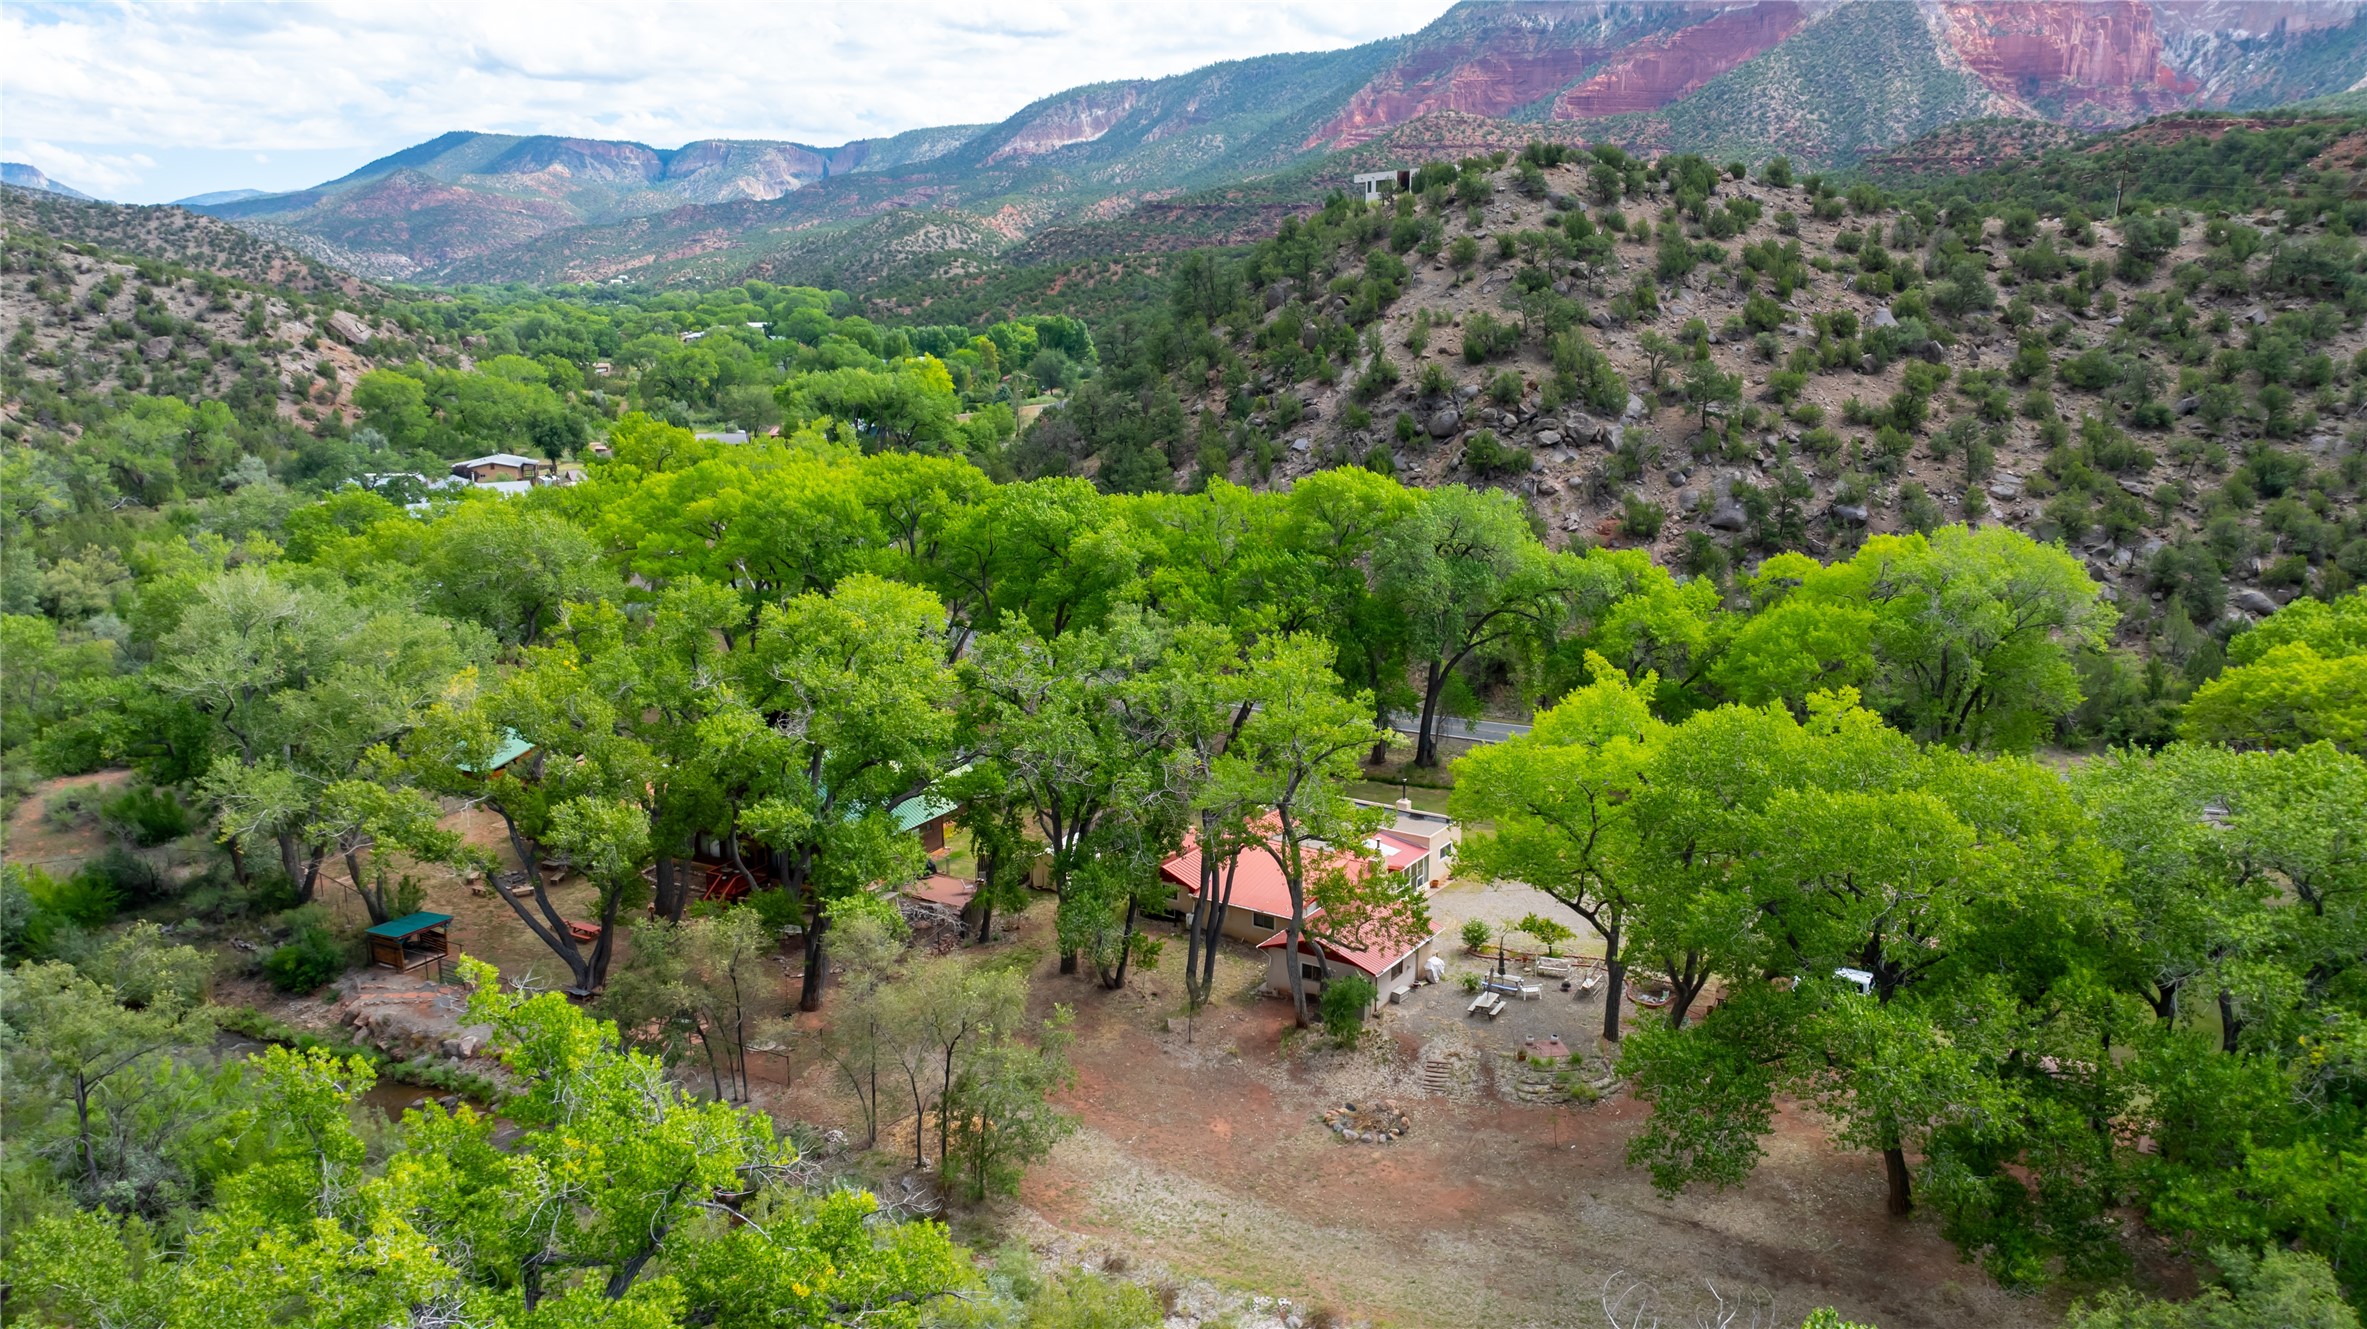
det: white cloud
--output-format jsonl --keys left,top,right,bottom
{"left": 9, "top": 140, "right": 156, "bottom": 194}
{"left": 1, "top": 1, "right": 1446, "bottom": 199}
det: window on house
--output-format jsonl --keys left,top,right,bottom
{"left": 1253, "top": 912, "right": 1274, "bottom": 929}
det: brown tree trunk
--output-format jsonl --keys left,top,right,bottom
{"left": 1600, "top": 943, "right": 1625, "bottom": 1044}
{"left": 798, "top": 896, "right": 829, "bottom": 1012}
{"left": 1103, "top": 895, "right": 1139, "bottom": 990}
{"left": 655, "top": 855, "right": 685, "bottom": 923}
{"left": 1415, "top": 660, "right": 1445, "bottom": 768}
{"left": 1884, "top": 1144, "right": 1913, "bottom": 1216}
{"left": 2218, "top": 988, "right": 2242, "bottom": 1053}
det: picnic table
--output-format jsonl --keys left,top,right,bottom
{"left": 1467, "top": 991, "right": 1506, "bottom": 1018}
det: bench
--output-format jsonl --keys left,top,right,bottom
{"left": 1535, "top": 956, "right": 1572, "bottom": 978}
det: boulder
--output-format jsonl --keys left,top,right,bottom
{"left": 2119, "top": 476, "right": 2154, "bottom": 498}
{"left": 2176, "top": 395, "right": 2199, "bottom": 416}
{"left": 2232, "top": 588, "right": 2280, "bottom": 616}
{"left": 2242, "top": 306, "right": 2269, "bottom": 326}
{"left": 1988, "top": 477, "right": 2024, "bottom": 502}
{"left": 1621, "top": 393, "right": 1646, "bottom": 423}
{"left": 1830, "top": 503, "right": 1869, "bottom": 526}
{"left": 1457, "top": 383, "right": 1482, "bottom": 402}
{"left": 324, "top": 309, "right": 373, "bottom": 346}
{"left": 1707, "top": 502, "right": 1748, "bottom": 532}
{"left": 141, "top": 336, "right": 173, "bottom": 361}
{"left": 1264, "top": 283, "right": 1288, "bottom": 311}
{"left": 1427, "top": 408, "right": 1462, "bottom": 439}
{"left": 1677, "top": 488, "right": 1700, "bottom": 511}
{"left": 1535, "top": 430, "right": 1562, "bottom": 448}
{"left": 1871, "top": 305, "right": 1899, "bottom": 329}
{"left": 1289, "top": 437, "right": 1312, "bottom": 455}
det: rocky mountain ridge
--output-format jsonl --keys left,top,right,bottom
{"left": 189, "top": 1, "right": 2367, "bottom": 288}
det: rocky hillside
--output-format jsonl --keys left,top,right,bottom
{"left": 1, "top": 198, "right": 443, "bottom": 431}
{"left": 2, "top": 185, "right": 369, "bottom": 296}
{"left": 1123, "top": 145, "right": 2365, "bottom": 647}
{"left": 191, "top": 1, "right": 2367, "bottom": 287}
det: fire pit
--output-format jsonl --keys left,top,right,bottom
{"left": 1323, "top": 1098, "right": 1410, "bottom": 1144}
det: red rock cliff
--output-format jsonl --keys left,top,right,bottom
{"left": 985, "top": 86, "right": 1145, "bottom": 165}
{"left": 1935, "top": 1, "right": 2195, "bottom": 125}
{"left": 1552, "top": 1, "right": 1808, "bottom": 118}
{"left": 1309, "top": 3, "right": 1730, "bottom": 150}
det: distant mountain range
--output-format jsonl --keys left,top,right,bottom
{"left": 1, "top": 163, "right": 95, "bottom": 201}
{"left": 171, "top": 188, "right": 271, "bottom": 207}
{"left": 182, "top": 0, "right": 2367, "bottom": 286}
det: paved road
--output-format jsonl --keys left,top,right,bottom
{"left": 1386, "top": 713, "right": 1532, "bottom": 744}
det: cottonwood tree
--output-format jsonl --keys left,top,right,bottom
{"left": 1210, "top": 634, "right": 1388, "bottom": 1026}
{"left": 164, "top": 566, "right": 483, "bottom": 900}
{"left": 1713, "top": 528, "right": 2114, "bottom": 749}
{"left": 420, "top": 499, "right": 620, "bottom": 649}
{"left": 417, "top": 611, "right": 663, "bottom": 995}
{"left": 1452, "top": 654, "right": 1664, "bottom": 1043}
{"left": 594, "top": 450, "right": 883, "bottom": 628}
{"left": 943, "top": 764, "right": 1033, "bottom": 944}
{"left": 1377, "top": 485, "right": 1573, "bottom": 766}
{"left": 1619, "top": 698, "right": 2134, "bottom": 1276}
{"left": 711, "top": 572, "right": 956, "bottom": 1011}
{"left": 965, "top": 612, "right": 1180, "bottom": 976}
{"left": 306, "top": 758, "right": 477, "bottom": 925}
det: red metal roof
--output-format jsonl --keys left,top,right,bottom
{"left": 1161, "top": 832, "right": 1334, "bottom": 923}
{"left": 1369, "top": 830, "right": 1430, "bottom": 872}
{"left": 1163, "top": 824, "right": 1435, "bottom": 927}
{"left": 1256, "top": 920, "right": 1438, "bottom": 980}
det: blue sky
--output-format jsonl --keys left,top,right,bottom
{"left": 1, "top": 1, "right": 1448, "bottom": 204}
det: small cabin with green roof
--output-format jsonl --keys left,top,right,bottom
{"left": 365, "top": 911, "right": 453, "bottom": 979}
